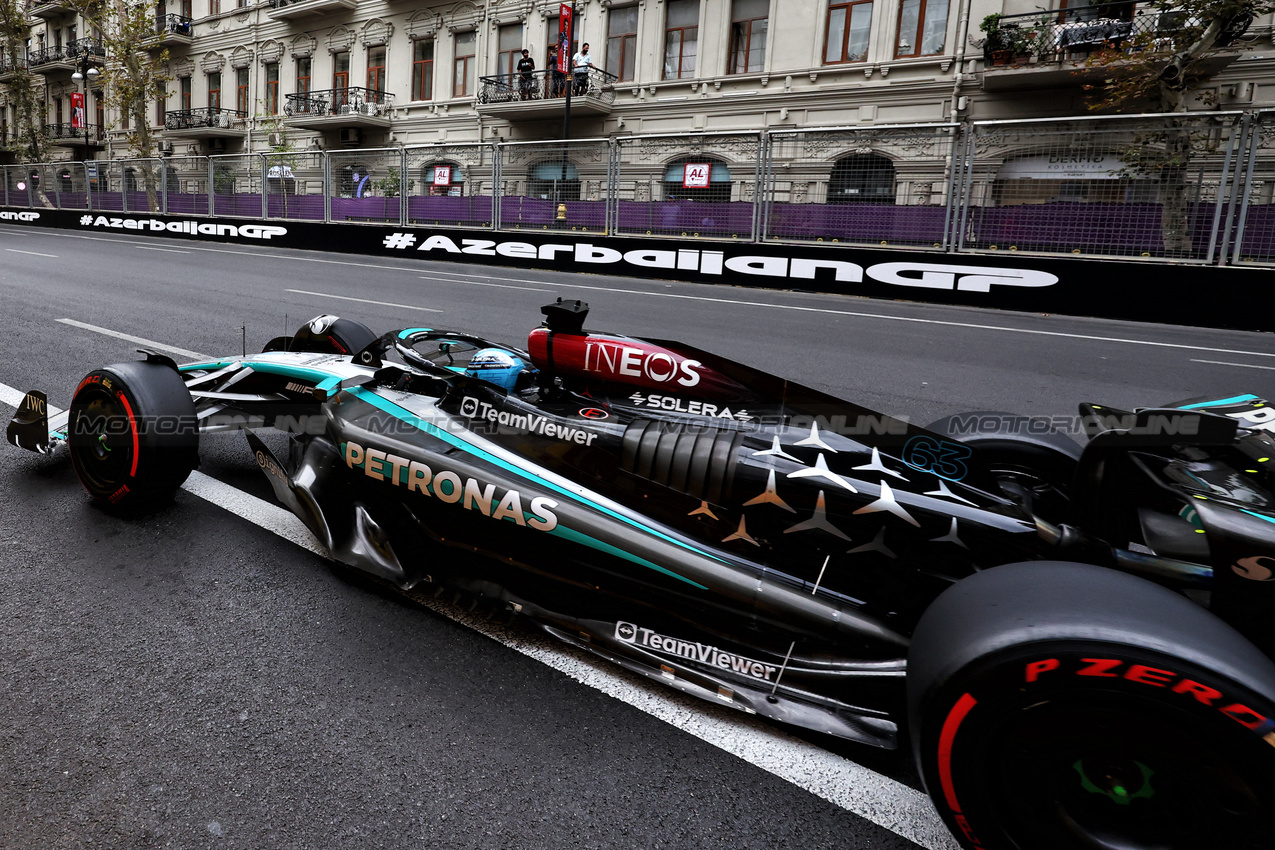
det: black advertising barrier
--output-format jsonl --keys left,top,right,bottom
{"left": 1, "top": 205, "right": 1270, "bottom": 332}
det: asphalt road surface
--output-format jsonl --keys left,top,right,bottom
{"left": 1, "top": 223, "right": 1272, "bottom": 850}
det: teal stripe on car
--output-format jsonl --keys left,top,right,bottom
{"left": 398, "top": 328, "right": 434, "bottom": 339}
{"left": 346, "top": 386, "right": 723, "bottom": 582}
{"left": 1179, "top": 394, "right": 1260, "bottom": 410}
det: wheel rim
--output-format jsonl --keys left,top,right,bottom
{"left": 70, "top": 385, "right": 136, "bottom": 495}
{"left": 984, "top": 694, "right": 1273, "bottom": 850}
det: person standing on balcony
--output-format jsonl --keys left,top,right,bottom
{"left": 548, "top": 46, "right": 564, "bottom": 98}
{"left": 572, "top": 43, "right": 592, "bottom": 95}
{"left": 518, "top": 49, "right": 536, "bottom": 100}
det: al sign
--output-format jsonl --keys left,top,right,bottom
{"left": 433, "top": 165, "right": 452, "bottom": 187}
{"left": 683, "top": 163, "right": 710, "bottom": 189}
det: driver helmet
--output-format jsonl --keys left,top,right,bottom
{"left": 464, "top": 348, "right": 530, "bottom": 392}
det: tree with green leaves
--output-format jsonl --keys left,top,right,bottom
{"left": 81, "top": 0, "right": 172, "bottom": 210}
{"left": 1082, "top": 0, "right": 1272, "bottom": 254}
{"left": 1, "top": 0, "right": 50, "bottom": 167}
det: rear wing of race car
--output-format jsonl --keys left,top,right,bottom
{"left": 5, "top": 390, "right": 68, "bottom": 454}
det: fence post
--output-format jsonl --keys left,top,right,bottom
{"left": 952, "top": 126, "right": 977, "bottom": 253}
{"left": 261, "top": 153, "right": 269, "bottom": 220}
{"left": 492, "top": 143, "right": 503, "bottom": 231}
{"left": 1215, "top": 114, "right": 1250, "bottom": 266}
{"left": 206, "top": 156, "right": 214, "bottom": 215}
{"left": 323, "top": 151, "right": 332, "bottom": 223}
{"left": 84, "top": 160, "right": 93, "bottom": 211}
{"left": 940, "top": 125, "right": 963, "bottom": 252}
{"left": 1231, "top": 112, "right": 1265, "bottom": 265}
{"left": 399, "top": 147, "right": 407, "bottom": 226}
{"left": 752, "top": 132, "right": 766, "bottom": 243}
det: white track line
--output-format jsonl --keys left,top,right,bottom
{"left": 421, "top": 277, "right": 552, "bottom": 292}
{"left": 5, "top": 248, "right": 57, "bottom": 258}
{"left": 1191, "top": 359, "right": 1275, "bottom": 371}
{"left": 131, "top": 245, "right": 190, "bottom": 254}
{"left": 283, "top": 289, "right": 445, "bottom": 313}
{"left": 56, "top": 318, "right": 207, "bottom": 359}
{"left": 0, "top": 375, "right": 956, "bottom": 850}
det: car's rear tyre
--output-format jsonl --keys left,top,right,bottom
{"left": 287, "top": 315, "right": 378, "bottom": 356}
{"left": 909, "top": 561, "right": 1275, "bottom": 850}
{"left": 68, "top": 361, "right": 199, "bottom": 509}
{"left": 926, "top": 411, "right": 1080, "bottom": 520}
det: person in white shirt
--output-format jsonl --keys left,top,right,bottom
{"left": 572, "top": 43, "right": 592, "bottom": 95}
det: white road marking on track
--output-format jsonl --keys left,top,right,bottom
{"left": 1191, "top": 358, "right": 1275, "bottom": 371}
{"left": 5, "top": 248, "right": 57, "bottom": 258}
{"left": 10, "top": 223, "right": 1263, "bottom": 360}
{"left": 131, "top": 245, "right": 190, "bottom": 254}
{"left": 0, "top": 375, "right": 957, "bottom": 850}
{"left": 422, "top": 277, "right": 551, "bottom": 292}
{"left": 55, "top": 318, "right": 207, "bottom": 359}
{"left": 283, "top": 289, "right": 444, "bottom": 313}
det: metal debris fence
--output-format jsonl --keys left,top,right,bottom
{"left": 5, "top": 110, "right": 1275, "bottom": 266}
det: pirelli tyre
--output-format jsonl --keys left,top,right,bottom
{"left": 909, "top": 561, "right": 1275, "bottom": 850}
{"left": 925, "top": 410, "right": 1081, "bottom": 521}
{"left": 68, "top": 361, "right": 199, "bottom": 509}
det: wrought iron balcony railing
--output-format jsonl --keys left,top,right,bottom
{"left": 478, "top": 66, "right": 618, "bottom": 106}
{"left": 155, "top": 13, "right": 193, "bottom": 36}
{"left": 28, "top": 38, "right": 106, "bottom": 67}
{"left": 981, "top": 0, "right": 1252, "bottom": 65}
{"left": 283, "top": 87, "right": 394, "bottom": 117}
{"left": 46, "top": 121, "right": 105, "bottom": 141}
{"left": 164, "top": 107, "right": 247, "bottom": 130}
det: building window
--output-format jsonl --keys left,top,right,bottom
{"left": 829, "top": 154, "right": 895, "bottom": 203}
{"left": 367, "top": 46, "right": 386, "bottom": 91}
{"left": 95, "top": 92, "right": 104, "bottom": 134}
{"left": 234, "top": 67, "right": 248, "bottom": 113}
{"left": 529, "top": 160, "right": 580, "bottom": 201}
{"left": 605, "top": 6, "right": 638, "bottom": 82}
{"left": 454, "top": 30, "right": 476, "bottom": 97}
{"left": 549, "top": 15, "right": 579, "bottom": 67}
{"left": 825, "top": 0, "right": 873, "bottom": 63}
{"left": 296, "top": 57, "right": 311, "bottom": 94}
{"left": 895, "top": 0, "right": 948, "bottom": 57}
{"left": 155, "top": 80, "right": 166, "bottom": 125}
{"left": 210, "top": 0, "right": 219, "bottom": 15}
{"left": 180, "top": 75, "right": 192, "bottom": 111}
{"left": 412, "top": 40, "right": 434, "bottom": 101}
{"left": 333, "top": 51, "right": 349, "bottom": 91}
{"left": 54, "top": 97, "right": 63, "bottom": 126}
{"left": 663, "top": 0, "right": 699, "bottom": 80}
{"left": 729, "top": 0, "right": 768, "bottom": 73}
{"left": 208, "top": 71, "right": 221, "bottom": 110}
{"left": 264, "top": 62, "right": 279, "bottom": 114}
{"left": 497, "top": 23, "right": 523, "bottom": 77}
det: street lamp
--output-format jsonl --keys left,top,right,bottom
{"left": 71, "top": 55, "right": 100, "bottom": 162}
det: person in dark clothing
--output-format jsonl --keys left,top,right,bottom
{"left": 547, "top": 46, "right": 564, "bottom": 98}
{"left": 517, "top": 49, "right": 536, "bottom": 100}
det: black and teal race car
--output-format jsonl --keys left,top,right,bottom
{"left": 9, "top": 300, "right": 1275, "bottom": 850}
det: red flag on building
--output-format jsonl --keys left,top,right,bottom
{"left": 557, "top": 4, "right": 573, "bottom": 74}
{"left": 70, "top": 92, "right": 85, "bottom": 130}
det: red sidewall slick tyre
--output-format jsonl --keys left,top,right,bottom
{"left": 909, "top": 562, "right": 1275, "bottom": 850}
{"left": 68, "top": 361, "right": 199, "bottom": 509}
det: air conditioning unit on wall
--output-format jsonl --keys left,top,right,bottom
{"left": 268, "top": 132, "right": 283, "bottom": 147}
{"left": 157, "top": 140, "right": 173, "bottom": 154}
{"left": 339, "top": 127, "right": 360, "bottom": 146}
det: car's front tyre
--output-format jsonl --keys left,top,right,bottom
{"left": 909, "top": 561, "right": 1275, "bottom": 850}
{"left": 68, "top": 361, "right": 199, "bottom": 510}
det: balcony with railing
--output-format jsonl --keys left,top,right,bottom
{"left": 979, "top": 0, "right": 1249, "bottom": 90}
{"left": 0, "top": 55, "right": 21, "bottom": 80}
{"left": 145, "top": 14, "right": 194, "bottom": 49}
{"left": 28, "top": 39, "right": 106, "bottom": 74}
{"left": 266, "top": 0, "right": 356, "bottom": 20}
{"left": 283, "top": 87, "right": 393, "bottom": 130}
{"left": 476, "top": 66, "right": 618, "bottom": 119}
{"left": 26, "top": 0, "right": 75, "bottom": 19}
{"left": 46, "top": 122, "right": 106, "bottom": 146}
{"left": 163, "top": 107, "right": 247, "bottom": 137}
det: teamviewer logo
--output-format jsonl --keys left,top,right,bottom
{"left": 460, "top": 396, "right": 479, "bottom": 417}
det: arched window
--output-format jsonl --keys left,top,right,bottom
{"left": 528, "top": 160, "right": 580, "bottom": 201}
{"left": 421, "top": 162, "right": 465, "bottom": 196}
{"left": 663, "top": 158, "right": 731, "bottom": 202}
{"left": 828, "top": 154, "right": 895, "bottom": 204}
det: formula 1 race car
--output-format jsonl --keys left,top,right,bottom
{"left": 8, "top": 301, "right": 1275, "bottom": 850}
